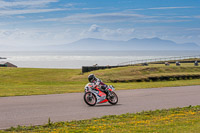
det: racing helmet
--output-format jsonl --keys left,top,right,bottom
{"left": 88, "top": 74, "right": 96, "bottom": 83}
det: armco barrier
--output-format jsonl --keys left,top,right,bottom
{"left": 118, "top": 55, "right": 200, "bottom": 66}
{"left": 82, "top": 55, "right": 200, "bottom": 73}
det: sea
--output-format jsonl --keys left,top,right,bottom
{"left": 0, "top": 51, "right": 200, "bottom": 69}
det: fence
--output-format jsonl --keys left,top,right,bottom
{"left": 82, "top": 55, "right": 200, "bottom": 73}
{"left": 117, "top": 55, "right": 200, "bottom": 66}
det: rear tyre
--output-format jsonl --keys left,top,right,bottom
{"left": 84, "top": 92, "right": 97, "bottom": 106}
{"left": 107, "top": 91, "right": 118, "bottom": 105}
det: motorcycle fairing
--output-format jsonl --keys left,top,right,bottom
{"left": 84, "top": 83, "right": 107, "bottom": 103}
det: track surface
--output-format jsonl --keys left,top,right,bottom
{"left": 0, "top": 85, "right": 200, "bottom": 129}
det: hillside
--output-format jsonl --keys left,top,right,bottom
{"left": 74, "top": 65, "right": 200, "bottom": 82}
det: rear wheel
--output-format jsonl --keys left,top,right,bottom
{"left": 84, "top": 92, "right": 97, "bottom": 106}
{"left": 107, "top": 91, "right": 118, "bottom": 105}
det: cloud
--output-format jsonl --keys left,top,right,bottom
{"left": 148, "top": 6, "right": 194, "bottom": 10}
{"left": 82, "top": 7, "right": 102, "bottom": 10}
{"left": 0, "top": 0, "right": 58, "bottom": 8}
{"left": 0, "top": 28, "right": 80, "bottom": 47}
{"left": 0, "top": 8, "right": 66, "bottom": 16}
{"left": 0, "top": 0, "right": 67, "bottom": 16}
{"left": 186, "top": 28, "right": 200, "bottom": 31}
{"left": 81, "top": 24, "right": 135, "bottom": 40}
{"left": 0, "top": 29, "right": 34, "bottom": 40}
{"left": 129, "top": 6, "right": 195, "bottom": 11}
{"left": 0, "top": 0, "right": 99, "bottom": 16}
{"left": 101, "top": 28, "right": 135, "bottom": 37}
{"left": 88, "top": 24, "right": 100, "bottom": 32}
{"left": 65, "top": 13, "right": 147, "bottom": 22}
{"left": 35, "top": 12, "right": 151, "bottom": 24}
{"left": 16, "top": 15, "right": 26, "bottom": 19}
{"left": 194, "top": 16, "right": 200, "bottom": 19}
{"left": 35, "top": 12, "right": 192, "bottom": 24}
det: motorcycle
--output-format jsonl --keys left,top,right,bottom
{"left": 83, "top": 83, "right": 118, "bottom": 106}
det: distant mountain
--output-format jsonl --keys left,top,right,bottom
{"left": 54, "top": 37, "right": 200, "bottom": 51}
{"left": 56, "top": 38, "right": 124, "bottom": 50}
{"left": 125, "top": 37, "right": 200, "bottom": 50}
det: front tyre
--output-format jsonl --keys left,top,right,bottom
{"left": 107, "top": 91, "right": 118, "bottom": 105}
{"left": 84, "top": 92, "right": 97, "bottom": 106}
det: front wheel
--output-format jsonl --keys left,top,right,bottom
{"left": 107, "top": 91, "right": 118, "bottom": 105}
{"left": 84, "top": 92, "right": 97, "bottom": 106}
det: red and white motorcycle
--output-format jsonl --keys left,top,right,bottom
{"left": 84, "top": 83, "right": 118, "bottom": 106}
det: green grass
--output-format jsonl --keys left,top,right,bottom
{"left": 0, "top": 68, "right": 86, "bottom": 96}
{"left": 0, "top": 65, "right": 200, "bottom": 97}
{"left": 1, "top": 79, "right": 200, "bottom": 97}
{"left": 3, "top": 105, "right": 200, "bottom": 133}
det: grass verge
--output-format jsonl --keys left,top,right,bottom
{"left": 2, "top": 105, "right": 200, "bottom": 133}
{"left": 0, "top": 65, "right": 200, "bottom": 97}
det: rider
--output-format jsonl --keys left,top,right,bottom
{"left": 88, "top": 74, "right": 111, "bottom": 96}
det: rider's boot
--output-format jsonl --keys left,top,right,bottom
{"left": 101, "top": 86, "right": 112, "bottom": 98}
{"left": 105, "top": 88, "right": 113, "bottom": 98}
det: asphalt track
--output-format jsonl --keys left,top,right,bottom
{"left": 0, "top": 85, "right": 200, "bottom": 129}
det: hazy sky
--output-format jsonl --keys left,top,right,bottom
{"left": 0, "top": 0, "right": 200, "bottom": 48}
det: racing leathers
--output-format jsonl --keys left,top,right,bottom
{"left": 90, "top": 78, "right": 110, "bottom": 96}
